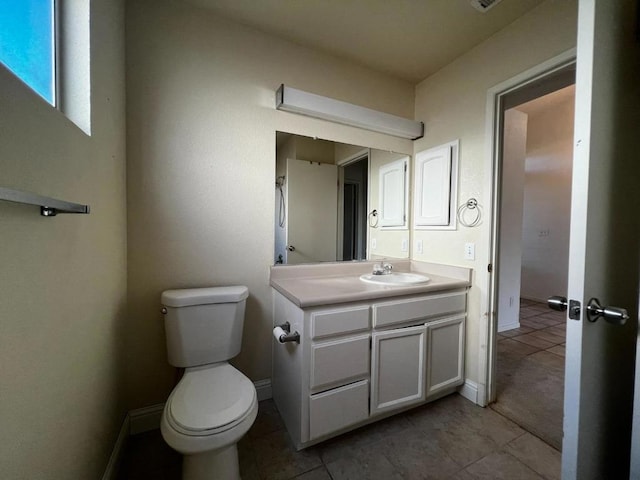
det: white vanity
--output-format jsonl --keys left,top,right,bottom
{"left": 270, "top": 260, "right": 472, "bottom": 449}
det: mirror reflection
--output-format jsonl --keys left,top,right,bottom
{"left": 275, "top": 132, "right": 410, "bottom": 264}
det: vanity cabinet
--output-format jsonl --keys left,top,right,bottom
{"left": 272, "top": 287, "right": 467, "bottom": 450}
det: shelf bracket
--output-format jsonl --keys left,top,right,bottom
{"left": 0, "top": 187, "right": 90, "bottom": 217}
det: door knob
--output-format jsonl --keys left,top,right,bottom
{"left": 548, "top": 296, "right": 568, "bottom": 312}
{"left": 548, "top": 295, "right": 581, "bottom": 320}
{"left": 586, "top": 298, "right": 630, "bottom": 325}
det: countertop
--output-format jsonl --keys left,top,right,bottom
{"left": 270, "top": 260, "right": 472, "bottom": 308}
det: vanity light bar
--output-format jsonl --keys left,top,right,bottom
{"left": 276, "top": 84, "right": 424, "bottom": 140}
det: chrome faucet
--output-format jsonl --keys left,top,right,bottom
{"left": 372, "top": 260, "right": 393, "bottom": 275}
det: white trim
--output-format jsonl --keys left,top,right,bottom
{"left": 479, "top": 48, "right": 577, "bottom": 407}
{"left": 129, "top": 403, "right": 165, "bottom": 435}
{"left": 254, "top": 378, "right": 273, "bottom": 401}
{"left": 497, "top": 321, "right": 521, "bottom": 333}
{"left": 101, "top": 415, "right": 130, "bottom": 480}
{"left": 336, "top": 148, "right": 368, "bottom": 167}
{"left": 458, "top": 380, "right": 479, "bottom": 404}
{"left": 127, "top": 379, "right": 272, "bottom": 435}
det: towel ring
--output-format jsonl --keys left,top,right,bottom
{"left": 457, "top": 198, "right": 482, "bottom": 227}
{"left": 368, "top": 209, "right": 379, "bottom": 228}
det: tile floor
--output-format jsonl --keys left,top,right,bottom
{"left": 491, "top": 299, "right": 566, "bottom": 451}
{"left": 117, "top": 299, "right": 564, "bottom": 480}
{"left": 118, "top": 396, "right": 560, "bottom": 479}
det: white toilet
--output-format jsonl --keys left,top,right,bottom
{"left": 160, "top": 286, "right": 258, "bottom": 480}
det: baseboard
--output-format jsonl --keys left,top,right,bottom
{"left": 129, "top": 404, "right": 165, "bottom": 435}
{"left": 255, "top": 378, "right": 272, "bottom": 401}
{"left": 127, "top": 379, "right": 272, "bottom": 435}
{"left": 458, "top": 380, "right": 479, "bottom": 404}
{"left": 101, "top": 414, "right": 130, "bottom": 480}
{"left": 497, "top": 320, "right": 520, "bottom": 333}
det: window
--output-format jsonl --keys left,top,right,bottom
{"left": 0, "top": 0, "right": 56, "bottom": 105}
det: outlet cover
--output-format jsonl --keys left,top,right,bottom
{"left": 401, "top": 238, "right": 408, "bottom": 252}
{"left": 371, "top": 238, "right": 377, "bottom": 250}
{"left": 464, "top": 242, "right": 475, "bottom": 260}
{"left": 416, "top": 240, "right": 423, "bottom": 254}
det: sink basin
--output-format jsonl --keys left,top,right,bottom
{"left": 359, "top": 272, "right": 431, "bottom": 286}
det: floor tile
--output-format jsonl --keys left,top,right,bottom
{"left": 519, "top": 307, "right": 545, "bottom": 319}
{"left": 535, "top": 312, "right": 566, "bottom": 324}
{"left": 251, "top": 430, "right": 323, "bottom": 480}
{"left": 463, "top": 451, "right": 544, "bottom": 479}
{"left": 407, "top": 395, "right": 524, "bottom": 468}
{"left": 519, "top": 319, "right": 548, "bottom": 330}
{"left": 512, "top": 333, "right": 555, "bottom": 350}
{"left": 118, "top": 387, "right": 561, "bottom": 480}
{"left": 498, "top": 326, "right": 535, "bottom": 338}
{"left": 319, "top": 412, "right": 411, "bottom": 464}
{"left": 504, "top": 433, "right": 561, "bottom": 480}
{"left": 545, "top": 325, "right": 566, "bottom": 337}
{"left": 526, "top": 329, "right": 565, "bottom": 345}
{"left": 546, "top": 345, "right": 566, "bottom": 357}
{"left": 248, "top": 398, "right": 286, "bottom": 440}
{"left": 324, "top": 442, "right": 404, "bottom": 480}
{"left": 492, "top": 350, "right": 564, "bottom": 450}
{"left": 294, "top": 466, "right": 333, "bottom": 479}
{"left": 382, "top": 427, "right": 462, "bottom": 479}
{"left": 497, "top": 338, "right": 541, "bottom": 356}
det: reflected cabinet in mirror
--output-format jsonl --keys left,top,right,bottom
{"left": 275, "top": 132, "right": 410, "bottom": 264}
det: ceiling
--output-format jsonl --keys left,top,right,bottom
{"left": 515, "top": 84, "right": 575, "bottom": 117}
{"left": 184, "top": 0, "right": 545, "bottom": 84}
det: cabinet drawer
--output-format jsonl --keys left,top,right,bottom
{"left": 311, "top": 305, "right": 370, "bottom": 339}
{"left": 309, "top": 380, "right": 369, "bottom": 440}
{"left": 373, "top": 291, "right": 466, "bottom": 328}
{"left": 310, "top": 335, "right": 370, "bottom": 391}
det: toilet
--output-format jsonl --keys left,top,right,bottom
{"left": 160, "top": 286, "right": 258, "bottom": 480}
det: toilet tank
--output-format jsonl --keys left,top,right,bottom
{"left": 161, "top": 286, "right": 249, "bottom": 368}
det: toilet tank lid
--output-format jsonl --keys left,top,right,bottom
{"left": 161, "top": 286, "right": 249, "bottom": 307}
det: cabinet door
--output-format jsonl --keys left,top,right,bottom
{"left": 426, "top": 315, "right": 465, "bottom": 398}
{"left": 370, "top": 325, "right": 427, "bottom": 415}
{"left": 378, "top": 157, "right": 408, "bottom": 228}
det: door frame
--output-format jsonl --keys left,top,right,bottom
{"left": 337, "top": 149, "right": 370, "bottom": 260}
{"left": 479, "top": 49, "right": 576, "bottom": 406}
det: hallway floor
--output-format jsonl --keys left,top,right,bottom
{"left": 118, "top": 392, "right": 560, "bottom": 480}
{"left": 491, "top": 299, "right": 566, "bottom": 450}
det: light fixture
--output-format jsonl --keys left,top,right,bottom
{"left": 275, "top": 84, "right": 424, "bottom": 140}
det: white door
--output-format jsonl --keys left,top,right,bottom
{"left": 562, "top": 1, "right": 640, "bottom": 477}
{"left": 286, "top": 158, "right": 338, "bottom": 264}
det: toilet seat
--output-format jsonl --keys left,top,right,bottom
{"left": 166, "top": 363, "right": 257, "bottom": 437}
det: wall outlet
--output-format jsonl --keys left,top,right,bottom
{"left": 371, "top": 238, "right": 377, "bottom": 250}
{"left": 416, "top": 240, "right": 423, "bottom": 255}
{"left": 401, "top": 238, "right": 408, "bottom": 252}
{"left": 464, "top": 242, "right": 475, "bottom": 260}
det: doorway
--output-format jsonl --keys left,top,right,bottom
{"left": 490, "top": 65, "right": 576, "bottom": 450}
{"left": 342, "top": 156, "right": 368, "bottom": 261}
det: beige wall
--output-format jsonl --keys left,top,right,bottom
{"left": 520, "top": 93, "right": 574, "bottom": 302}
{"left": 0, "top": 0, "right": 127, "bottom": 478}
{"left": 126, "top": 0, "right": 414, "bottom": 408}
{"left": 412, "top": 0, "right": 577, "bottom": 385}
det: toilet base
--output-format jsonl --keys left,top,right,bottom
{"left": 183, "top": 444, "right": 240, "bottom": 480}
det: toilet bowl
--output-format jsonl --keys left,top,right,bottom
{"left": 160, "top": 286, "right": 257, "bottom": 480}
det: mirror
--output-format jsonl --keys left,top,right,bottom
{"left": 275, "top": 132, "right": 410, "bottom": 264}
